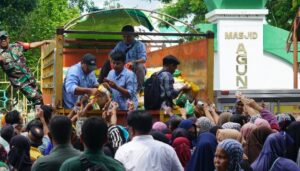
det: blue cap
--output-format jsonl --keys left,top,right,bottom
{"left": 178, "top": 119, "right": 194, "bottom": 130}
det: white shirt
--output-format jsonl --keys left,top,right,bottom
{"left": 115, "top": 135, "right": 183, "bottom": 171}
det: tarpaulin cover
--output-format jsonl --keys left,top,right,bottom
{"left": 64, "top": 9, "right": 154, "bottom": 40}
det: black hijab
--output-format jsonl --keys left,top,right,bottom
{"left": 286, "top": 121, "right": 300, "bottom": 162}
{"left": 8, "top": 135, "right": 32, "bottom": 171}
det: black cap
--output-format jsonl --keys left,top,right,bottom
{"left": 163, "top": 55, "right": 180, "bottom": 65}
{"left": 121, "top": 25, "right": 135, "bottom": 32}
{"left": 82, "top": 53, "right": 97, "bottom": 71}
{"left": 0, "top": 31, "right": 8, "bottom": 38}
{"left": 0, "top": 124, "right": 14, "bottom": 142}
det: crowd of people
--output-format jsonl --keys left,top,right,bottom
{"left": 0, "top": 92, "right": 299, "bottom": 171}
{"left": 1, "top": 25, "right": 300, "bottom": 171}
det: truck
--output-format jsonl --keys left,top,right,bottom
{"left": 40, "top": 8, "right": 215, "bottom": 124}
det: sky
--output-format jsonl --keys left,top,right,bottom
{"left": 92, "top": 0, "right": 163, "bottom": 10}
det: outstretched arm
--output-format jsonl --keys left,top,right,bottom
{"left": 29, "top": 40, "right": 52, "bottom": 48}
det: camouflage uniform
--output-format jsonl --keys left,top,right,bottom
{"left": 0, "top": 43, "right": 43, "bottom": 105}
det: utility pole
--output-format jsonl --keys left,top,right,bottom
{"left": 293, "top": 8, "right": 300, "bottom": 89}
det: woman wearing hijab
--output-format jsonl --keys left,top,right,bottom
{"left": 8, "top": 135, "right": 32, "bottom": 171}
{"left": 216, "top": 129, "right": 242, "bottom": 143}
{"left": 195, "top": 117, "right": 214, "bottom": 134}
{"left": 221, "top": 122, "right": 241, "bottom": 131}
{"left": 217, "top": 112, "right": 232, "bottom": 126}
{"left": 244, "top": 126, "right": 273, "bottom": 164}
{"left": 276, "top": 113, "right": 292, "bottom": 131}
{"left": 186, "top": 132, "right": 217, "bottom": 171}
{"left": 286, "top": 121, "right": 300, "bottom": 164}
{"left": 152, "top": 121, "right": 168, "bottom": 132}
{"left": 214, "top": 139, "right": 243, "bottom": 171}
{"left": 254, "top": 118, "right": 271, "bottom": 128}
{"left": 240, "top": 122, "right": 257, "bottom": 141}
{"left": 171, "top": 128, "right": 190, "bottom": 144}
{"left": 251, "top": 132, "right": 300, "bottom": 171}
{"left": 178, "top": 119, "right": 197, "bottom": 146}
{"left": 209, "top": 126, "right": 222, "bottom": 136}
{"left": 172, "top": 137, "right": 191, "bottom": 168}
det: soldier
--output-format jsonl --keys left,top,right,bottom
{"left": 0, "top": 30, "right": 50, "bottom": 105}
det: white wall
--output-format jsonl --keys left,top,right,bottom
{"left": 207, "top": 9, "right": 300, "bottom": 90}
{"left": 217, "top": 20, "right": 264, "bottom": 90}
{"left": 213, "top": 51, "right": 300, "bottom": 90}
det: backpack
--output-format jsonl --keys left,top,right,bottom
{"left": 144, "top": 71, "right": 164, "bottom": 110}
{"left": 80, "top": 155, "right": 109, "bottom": 171}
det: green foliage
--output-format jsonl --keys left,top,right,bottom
{"left": 0, "top": 0, "right": 38, "bottom": 27}
{"left": 158, "top": 0, "right": 299, "bottom": 31}
{"left": 20, "top": 0, "right": 80, "bottom": 69}
{"left": 266, "top": 0, "right": 296, "bottom": 31}
{"left": 0, "top": 0, "right": 81, "bottom": 69}
{"left": 158, "top": 0, "right": 208, "bottom": 26}
{"left": 0, "top": 0, "right": 83, "bottom": 109}
{"left": 103, "top": 0, "right": 123, "bottom": 9}
{"left": 69, "top": 0, "right": 95, "bottom": 12}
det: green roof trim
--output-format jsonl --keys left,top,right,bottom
{"left": 159, "top": 24, "right": 218, "bottom": 51}
{"left": 64, "top": 9, "right": 154, "bottom": 40}
{"left": 158, "top": 25, "right": 187, "bottom": 33}
{"left": 204, "top": 0, "right": 268, "bottom": 11}
{"left": 195, "top": 23, "right": 218, "bottom": 51}
{"left": 263, "top": 24, "right": 299, "bottom": 65}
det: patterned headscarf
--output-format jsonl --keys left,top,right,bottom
{"left": 240, "top": 122, "right": 257, "bottom": 141}
{"left": 218, "top": 139, "right": 243, "bottom": 171}
{"left": 276, "top": 113, "right": 292, "bottom": 123}
{"left": 152, "top": 122, "right": 167, "bottom": 132}
{"left": 221, "top": 122, "right": 241, "bottom": 131}
{"left": 196, "top": 117, "right": 214, "bottom": 133}
{"left": 276, "top": 113, "right": 292, "bottom": 131}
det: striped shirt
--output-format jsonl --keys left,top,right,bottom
{"left": 108, "top": 125, "right": 124, "bottom": 150}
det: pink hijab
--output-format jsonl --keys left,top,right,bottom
{"left": 254, "top": 118, "right": 271, "bottom": 129}
{"left": 241, "top": 122, "right": 257, "bottom": 140}
{"left": 152, "top": 122, "right": 167, "bottom": 131}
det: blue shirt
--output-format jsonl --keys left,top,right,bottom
{"left": 107, "top": 68, "right": 138, "bottom": 110}
{"left": 63, "top": 63, "right": 98, "bottom": 109}
{"left": 111, "top": 40, "right": 146, "bottom": 63}
{"left": 158, "top": 71, "right": 179, "bottom": 99}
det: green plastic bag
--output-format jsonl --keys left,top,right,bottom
{"left": 184, "top": 100, "right": 195, "bottom": 115}
{"left": 173, "top": 69, "right": 182, "bottom": 77}
{"left": 176, "top": 93, "right": 187, "bottom": 107}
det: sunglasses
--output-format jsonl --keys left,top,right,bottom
{"left": 0, "top": 36, "right": 7, "bottom": 40}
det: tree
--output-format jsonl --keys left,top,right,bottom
{"left": 158, "top": 0, "right": 208, "bottom": 26}
{"left": 0, "top": 0, "right": 82, "bottom": 109}
{"left": 69, "top": 0, "right": 96, "bottom": 12}
{"left": 21, "top": 0, "right": 81, "bottom": 68}
{"left": 103, "top": 0, "right": 123, "bottom": 10}
{"left": 0, "top": 0, "right": 38, "bottom": 31}
{"left": 266, "top": 0, "right": 297, "bottom": 31}
{"left": 158, "top": 0, "right": 298, "bottom": 31}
